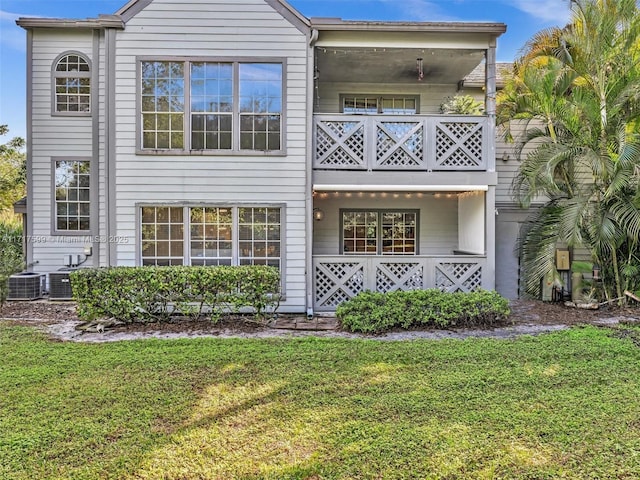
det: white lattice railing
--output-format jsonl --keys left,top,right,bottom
{"left": 313, "top": 114, "right": 488, "bottom": 171}
{"left": 313, "top": 255, "right": 487, "bottom": 311}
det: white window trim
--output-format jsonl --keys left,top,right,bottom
{"left": 136, "top": 56, "right": 287, "bottom": 156}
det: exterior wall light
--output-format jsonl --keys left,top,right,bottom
{"left": 313, "top": 208, "right": 324, "bottom": 221}
{"left": 592, "top": 264, "right": 601, "bottom": 281}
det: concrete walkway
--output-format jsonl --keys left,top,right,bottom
{"left": 36, "top": 314, "right": 634, "bottom": 343}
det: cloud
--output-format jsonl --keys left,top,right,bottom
{"left": 0, "top": 10, "right": 20, "bottom": 21}
{"left": 380, "top": 0, "right": 461, "bottom": 22}
{"left": 511, "top": 0, "right": 571, "bottom": 24}
{"left": 0, "top": 10, "right": 37, "bottom": 52}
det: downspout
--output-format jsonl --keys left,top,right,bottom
{"left": 25, "top": 30, "right": 34, "bottom": 269}
{"left": 91, "top": 29, "right": 100, "bottom": 267}
{"left": 485, "top": 38, "right": 497, "bottom": 290}
{"left": 105, "top": 27, "right": 117, "bottom": 266}
{"left": 305, "top": 29, "right": 318, "bottom": 317}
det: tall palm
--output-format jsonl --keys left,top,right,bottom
{"left": 498, "top": 0, "right": 640, "bottom": 301}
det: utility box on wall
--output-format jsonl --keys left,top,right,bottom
{"left": 556, "top": 249, "right": 570, "bottom": 271}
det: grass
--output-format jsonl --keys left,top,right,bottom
{"left": 1, "top": 323, "right": 640, "bottom": 479}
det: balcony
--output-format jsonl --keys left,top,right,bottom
{"left": 313, "top": 254, "right": 488, "bottom": 311}
{"left": 313, "top": 114, "right": 490, "bottom": 172}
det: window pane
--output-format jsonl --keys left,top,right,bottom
{"left": 141, "top": 61, "right": 185, "bottom": 150}
{"left": 189, "top": 207, "right": 234, "bottom": 264}
{"left": 55, "top": 159, "right": 90, "bottom": 231}
{"left": 190, "top": 62, "right": 233, "bottom": 150}
{"left": 381, "top": 211, "right": 417, "bottom": 255}
{"left": 238, "top": 207, "right": 281, "bottom": 269}
{"left": 238, "top": 63, "right": 282, "bottom": 151}
{"left": 54, "top": 55, "right": 91, "bottom": 113}
{"left": 141, "top": 206, "right": 184, "bottom": 265}
{"left": 342, "top": 211, "right": 378, "bottom": 254}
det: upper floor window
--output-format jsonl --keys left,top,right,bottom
{"left": 53, "top": 53, "right": 91, "bottom": 114}
{"left": 54, "top": 159, "right": 90, "bottom": 232}
{"left": 140, "top": 59, "right": 283, "bottom": 153}
{"left": 341, "top": 95, "right": 418, "bottom": 115}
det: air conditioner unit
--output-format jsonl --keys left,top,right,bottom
{"left": 8, "top": 272, "right": 45, "bottom": 300}
{"left": 49, "top": 268, "right": 77, "bottom": 300}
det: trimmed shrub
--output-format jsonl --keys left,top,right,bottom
{"left": 70, "top": 265, "right": 280, "bottom": 323}
{"left": 336, "top": 289, "right": 510, "bottom": 333}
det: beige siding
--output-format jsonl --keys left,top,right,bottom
{"left": 112, "top": 0, "right": 309, "bottom": 311}
{"left": 312, "top": 195, "right": 458, "bottom": 255}
{"left": 30, "top": 29, "right": 96, "bottom": 273}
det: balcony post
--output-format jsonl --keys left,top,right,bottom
{"left": 484, "top": 186, "right": 496, "bottom": 290}
{"left": 485, "top": 39, "right": 497, "bottom": 173}
{"left": 366, "top": 117, "right": 376, "bottom": 171}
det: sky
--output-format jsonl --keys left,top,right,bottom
{"left": 0, "top": 0, "right": 572, "bottom": 141}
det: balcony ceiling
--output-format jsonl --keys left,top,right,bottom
{"left": 315, "top": 48, "right": 485, "bottom": 84}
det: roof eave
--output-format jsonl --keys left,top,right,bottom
{"left": 116, "top": 0, "right": 309, "bottom": 32}
{"left": 16, "top": 14, "right": 124, "bottom": 30}
{"left": 310, "top": 19, "right": 507, "bottom": 35}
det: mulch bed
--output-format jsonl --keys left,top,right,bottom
{"left": 1, "top": 298, "right": 639, "bottom": 335}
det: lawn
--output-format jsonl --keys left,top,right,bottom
{"left": 1, "top": 323, "right": 640, "bottom": 479}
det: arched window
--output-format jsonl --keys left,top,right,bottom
{"left": 53, "top": 53, "right": 91, "bottom": 114}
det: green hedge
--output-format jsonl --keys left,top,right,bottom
{"left": 336, "top": 289, "right": 510, "bottom": 333}
{"left": 70, "top": 265, "right": 280, "bottom": 323}
{"left": 0, "top": 222, "right": 24, "bottom": 309}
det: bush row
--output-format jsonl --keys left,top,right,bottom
{"left": 70, "top": 265, "right": 280, "bottom": 323}
{"left": 336, "top": 289, "right": 510, "bottom": 333}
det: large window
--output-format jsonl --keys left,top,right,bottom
{"left": 140, "top": 60, "right": 283, "bottom": 152}
{"left": 53, "top": 53, "right": 91, "bottom": 114}
{"left": 341, "top": 210, "right": 417, "bottom": 255}
{"left": 141, "top": 206, "right": 282, "bottom": 267}
{"left": 54, "top": 159, "right": 90, "bottom": 231}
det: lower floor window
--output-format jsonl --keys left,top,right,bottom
{"left": 55, "top": 159, "right": 90, "bottom": 231}
{"left": 141, "top": 205, "right": 281, "bottom": 267}
{"left": 342, "top": 209, "right": 417, "bottom": 255}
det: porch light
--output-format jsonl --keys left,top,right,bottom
{"left": 313, "top": 208, "right": 325, "bottom": 221}
{"left": 592, "top": 264, "right": 601, "bottom": 281}
{"left": 502, "top": 152, "right": 510, "bottom": 162}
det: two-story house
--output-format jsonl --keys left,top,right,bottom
{"left": 17, "top": 0, "right": 507, "bottom": 314}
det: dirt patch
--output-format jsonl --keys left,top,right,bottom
{"left": 1, "top": 298, "right": 639, "bottom": 343}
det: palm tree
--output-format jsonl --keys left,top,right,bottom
{"left": 498, "top": 0, "right": 640, "bottom": 301}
